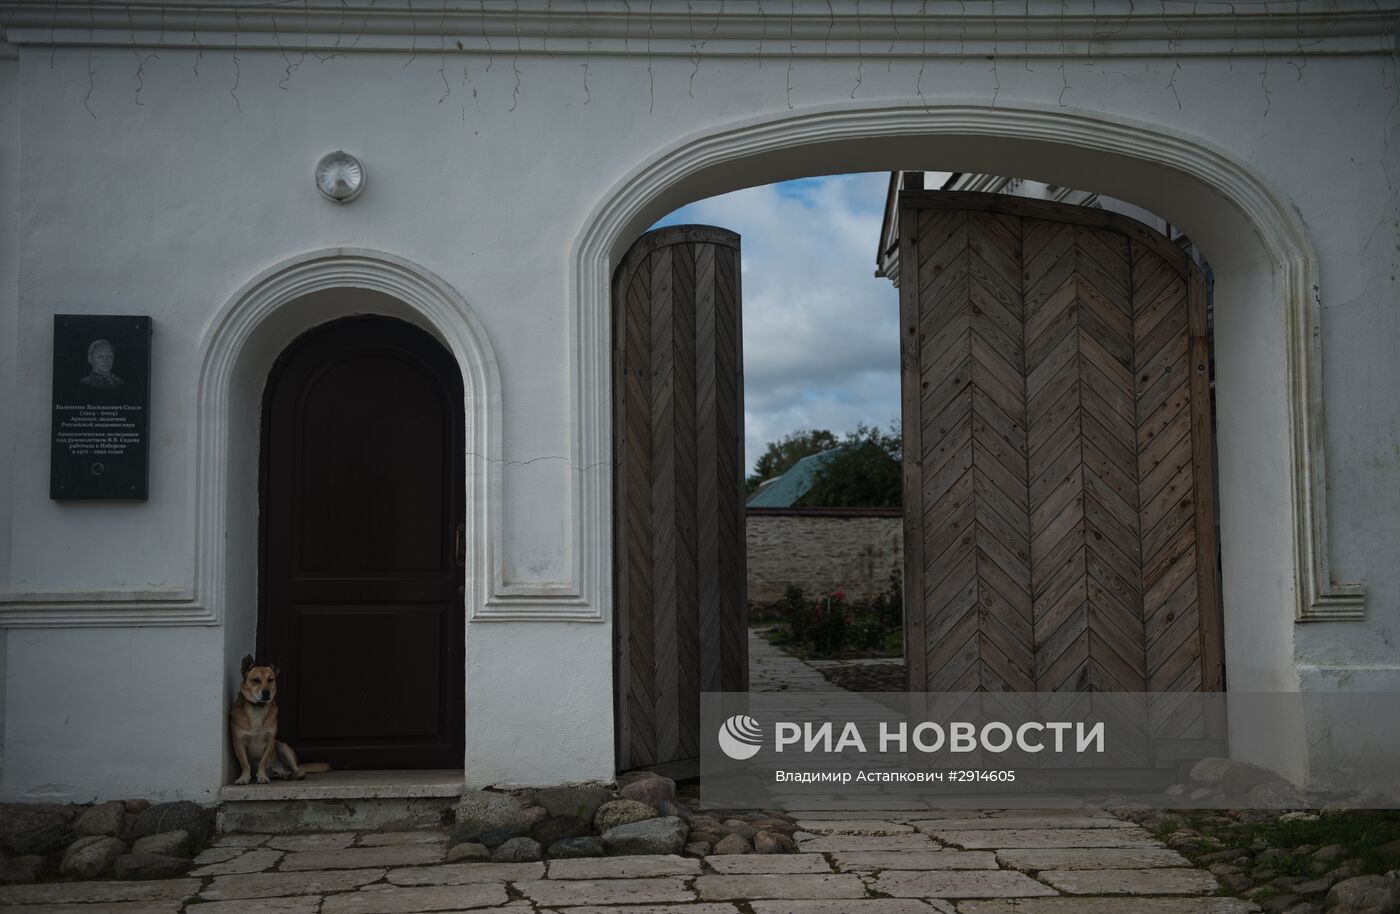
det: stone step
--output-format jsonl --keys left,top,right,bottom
{"left": 216, "top": 770, "right": 463, "bottom": 834}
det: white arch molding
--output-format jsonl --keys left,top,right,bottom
{"left": 570, "top": 98, "right": 1364, "bottom": 628}
{"left": 194, "top": 248, "right": 514, "bottom": 627}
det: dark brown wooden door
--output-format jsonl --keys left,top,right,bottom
{"left": 613, "top": 225, "right": 749, "bottom": 776}
{"left": 898, "top": 192, "right": 1223, "bottom": 710}
{"left": 259, "top": 316, "right": 465, "bottom": 770}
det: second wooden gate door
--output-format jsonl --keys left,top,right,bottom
{"left": 260, "top": 315, "right": 465, "bottom": 770}
{"left": 896, "top": 192, "right": 1223, "bottom": 701}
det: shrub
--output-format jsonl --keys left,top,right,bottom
{"left": 852, "top": 616, "right": 884, "bottom": 651}
{"left": 870, "top": 567, "right": 903, "bottom": 631}
{"left": 811, "top": 591, "right": 852, "bottom": 654}
{"left": 765, "top": 575, "right": 904, "bottom": 659}
{"left": 778, "top": 585, "right": 807, "bottom": 642}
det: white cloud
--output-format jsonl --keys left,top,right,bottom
{"left": 653, "top": 173, "right": 900, "bottom": 474}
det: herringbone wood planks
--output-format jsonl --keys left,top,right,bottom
{"left": 899, "top": 193, "right": 1222, "bottom": 706}
{"left": 912, "top": 208, "right": 1034, "bottom": 692}
{"left": 1024, "top": 218, "right": 1145, "bottom": 694}
{"left": 1133, "top": 242, "right": 1224, "bottom": 741}
{"left": 613, "top": 226, "right": 747, "bottom": 773}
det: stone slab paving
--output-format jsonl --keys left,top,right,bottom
{"left": 831, "top": 850, "right": 1000, "bottom": 871}
{"left": 517, "top": 876, "right": 694, "bottom": 906}
{"left": 995, "top": 846, "right": 1192, "bottom": 870}
{"left": 209, "top": 833, "right": 269, "bottom": 847}
{"left": 0, "top": 880, "right": 201, "bottom": 905}
{"left": 1038, "top": 866, "right": 1223, "bottom": 895}
{"left": 796, "top": 819, "right": 918, "bottom": 834}
{"left": 360, "top": 831, "right": 452, "bottom": 847}
{"left": 746, "top": 628, "right": 836, "bottom": 691}
{"left": 0, "top": 905, "right": 183, "bottom": 914}
{"left": 319, "top": 882, "right": 509, "bottom": 913}
{"left": 189, "top": 846, "right": 245, "bottom": 866}
{"left": 0, "top": 803, "right": 1256, "bottom": 913}
{"left": 805, "top": 656, "right": 905, "bottom": 668}
{"left": 872, "top": 870, "right": 1060, "bottom": 898}
{"left": 197, "top": 867, "right": 387, "bottom": 900}
{"left": 926, "top": 827, "right": 1161, "bottom": 848}
{"left": 752, "top": 901, "right": 956, "bottom": 914}
{"left": 779, "top": 807, "right": 933, "bottom": 820}
{"left": 187, "top": 900, "right": 321, "bottom": 914}
{"left": 912, "top": 815, "right": 1132, "bottom": 830}
{"left": 547, "top": 855, "right": 700, "bottom": 879}
{"left": 797, "top": 833, "right": 941, "bottom": 851}
{"left": 388, "top": 862, "right": 544, "bottom": 886}
{"left": 984, "top": 807, "right": 1118, "bottom": 818}
{"left": 280, "top": 845, "right": 447, "bottom": 871}
{"left": 557, "top": 906, "right": 738, "bottom": 914}
{"left": 187, "top": 847, "right": 285, "bottom": 876}
{"left": 956, "top": 899, "right": 1261, "bottom": 913}
{"left": 705, "top": 855, "right": 833, "bottom": 873}
{"left": 267, "top": 832, "right": 357, "bottom": 851}
{"left": 781, "top": 797, "right": 951, "bottom": 811}
{"left": 694, "top": 873, "right": 869, "bottom": 900}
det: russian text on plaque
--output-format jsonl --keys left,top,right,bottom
{"left": 50, "top": 315, "right": 152, "bottom": 500}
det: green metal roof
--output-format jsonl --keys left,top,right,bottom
{"left": 745, "top": 448, "right": 842, "bottom": 508}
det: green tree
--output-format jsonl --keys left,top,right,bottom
{"left": 746, "top": 428, "right": 839, "bottom": 493}
{"left": 796, "top": 423, "right": 903, "bottom": 508}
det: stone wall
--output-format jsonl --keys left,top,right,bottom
{"left": 745, "top": 509, "right": 903, "bottom": 607}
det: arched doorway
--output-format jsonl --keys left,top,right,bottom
{"left": 258, "top": 315, "right": 466, "bottom": 770}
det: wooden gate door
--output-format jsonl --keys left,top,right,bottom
{"left": 898, "top": 192, "right": 1222, "bottom": 702}
{"left": 614, "top": 225, "right": 748, "bottom": 776}
{"left": 260, "top": 315, "right": 465, "bottom": 770}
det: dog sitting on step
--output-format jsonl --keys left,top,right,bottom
{"left": 230, "top": 654, "right": 332, "bottom": 785}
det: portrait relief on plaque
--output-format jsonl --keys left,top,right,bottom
{"left": 79, "top": 338, "right": 125, "bottom": 389}
{"left": 50, "top": 315, "right": 152, "bottom": 500}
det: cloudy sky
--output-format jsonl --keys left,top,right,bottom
{"left": 653, "top": 173, "right": 902, "bottom": 475}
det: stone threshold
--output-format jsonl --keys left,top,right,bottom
{"left": 216, "top": 772, "right": 464, "bottom": 832}
{"left": 219, "top": 769, "right": 465, "bottom": 802}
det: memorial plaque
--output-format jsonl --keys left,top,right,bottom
{"left": 50, "top": 315, "right": 152, "bottom": 500}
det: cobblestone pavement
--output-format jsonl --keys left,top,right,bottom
{"left": 0, "top": 809, "right": 1256, "bottom": 913}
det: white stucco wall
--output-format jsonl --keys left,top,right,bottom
{"left": 0, "top": 2, "right": 1395, "bottom": 800}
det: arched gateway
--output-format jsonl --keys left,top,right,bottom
{"left": 614, "top": 191, "right": 1225, "bottom": 773}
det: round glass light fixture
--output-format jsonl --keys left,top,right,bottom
{"left": 314, "top": 151, "right": 365, "bottom": 203}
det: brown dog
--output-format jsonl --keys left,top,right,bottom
{"left": 230, "top": 655, "right": 331, "bottom": 785}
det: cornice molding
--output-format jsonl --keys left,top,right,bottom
{"left": 3, "top": 1, "right": 1395, "bottom": 58}
{"left": 570, "top": 98, "right": 1365, "bottom": 631}
{"left": 0, "top": 588, "right": 211, "bottom": 628}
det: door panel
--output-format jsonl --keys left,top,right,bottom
{"left": 260, "top": 316, "right": 465, "bottom": 770}
{"left": 295, "top": 355, "right": 447, "bottom": 572}
{"left": 614, "top": 225, "right": 748, "bottom": 775}
{"left": 899, "top": 192, "right": 1222, "bottom": 705}
{"left": 293, "top": 606, "right": 447, "bottom": 740}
